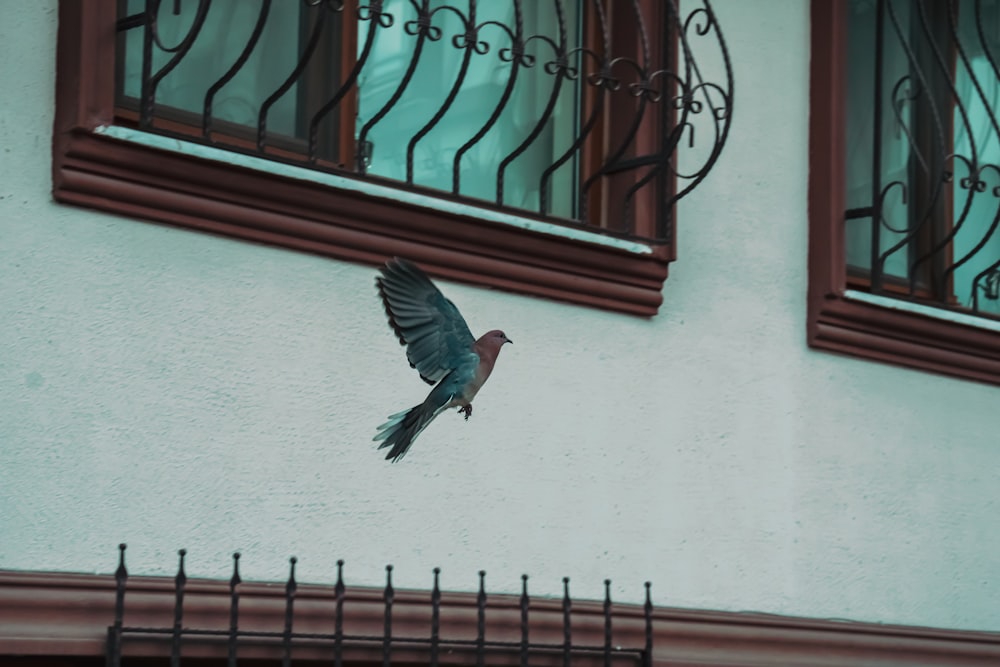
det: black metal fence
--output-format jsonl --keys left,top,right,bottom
{"left": 114, "top": 0, "right": 732, "bottom": 242}
{"left": 106, "top": 544, "right": 655, "bottom": 667}
{"left": 846, "top": 0, "right": 1000, "bottom": 318}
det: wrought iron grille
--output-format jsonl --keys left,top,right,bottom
{"left": 106, "top": 544, "right": 655, "bottom": 667}
{"left": 846, "top": 0, "right": 1000, "bottom": 319}
{"left": 114, "top": 0, "right": 732, "bottom": 243}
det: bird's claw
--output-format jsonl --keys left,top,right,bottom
{"left": 459, "top": 405, "right": 473, "bottom": 421}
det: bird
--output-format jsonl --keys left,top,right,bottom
{"left": 373, "top": 258, "right": 512, "bottom": 462}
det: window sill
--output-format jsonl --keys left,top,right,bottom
{"left": 53, "top": 125, "right": 671, "bottom": 316}
{"left": 808, "top": 291, "right": 1000, "bottom": 386}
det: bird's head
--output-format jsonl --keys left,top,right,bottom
{"left": 478, "top": 329, "right": 513, "bottom": 354}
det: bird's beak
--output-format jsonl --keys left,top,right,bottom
{"left": 505, "top": 337, "right": 513, "bottom": 345}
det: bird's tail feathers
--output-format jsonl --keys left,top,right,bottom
{"left": 373, "top": 401, "right": 446, "bottom": 462}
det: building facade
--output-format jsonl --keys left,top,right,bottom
{"left": 1, "top": 1, "right": 998, "bottom": 664}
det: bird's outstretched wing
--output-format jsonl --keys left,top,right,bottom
{"left": 376, "top": 258, "right": 476, "bottom": 385}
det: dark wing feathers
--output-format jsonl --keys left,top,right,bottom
{"left": 377, "top": 258, "right": 476, "bottom": 385}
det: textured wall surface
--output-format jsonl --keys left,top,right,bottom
{"left": 1, "top": 1, "right": 998, "bottom": 632}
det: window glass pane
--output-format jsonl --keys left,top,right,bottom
{"left": 121, "top": 0, "right": 300, "bottom": 137}
{"left": 356, "top": 1, "right": 582, "bottom": 219}
{"left": 952, "top": 0, "right": 1000, "bottom": 315}
{"left": 845, "top": 0, "right": 913, "bottom": 280}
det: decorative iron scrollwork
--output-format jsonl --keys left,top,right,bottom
{"left": 119, "top": 0, "right": 733, "bottom": 243}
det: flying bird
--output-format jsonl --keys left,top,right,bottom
{"left": 374, "top": 258, "right": 512, "bottom": 462}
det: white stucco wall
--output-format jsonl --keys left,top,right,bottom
{"left": 1, "top": 1, "right": 998, "bottom": 633}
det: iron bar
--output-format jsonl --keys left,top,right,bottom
{"left": 228, "top": 552, "right": 241, "bottom": 667}
{"left": 171, "top": 549, "right": 187, "bottom": 667}
{"left": 519, "top": 574, "right": 529, "bottom": 667}
{"left": 203, "top": 0, "right": 271, "bottom": 140}
{"left": 870, "top": 0, "right": 886, "bottom": 293}
{"left": 540, "top": 0, "right": 611, "bottom": 217}
{"left": 407, "top": 2, "right": 479, "bottom": 185}
{"left": 141, "top": 0, "right": 212, "bottom": 128}
{"left": 282, "top": 557, "right": 297, "bottom": 667}
{"left": 907, "top": 0, "right": 976, "bottom": 293}
{"left": 309, "top": 2, "right": 380, "bottom": 160}
{"left": 334, "top": 559, "right": 345, "bottom": 667}
{"left": 383, "top": 564, "right": 394, "bottom": 667}
{"left": 358, "top": 0, "right": 435, "bottom": 177}
{"left": 643, "top": 582, "right": 653, "bottom": 667}
{"left": 431, "top": 568, "right": 441, "bottom": 667}
{"left": 258, "top": 9, "right": 329, "bottom": 152}
{"left": 603, "top": 579, "right": 612, "bottom": 667}
{"left": 452, "top": 3, "right": 524, "bottom": 195}
{"left": 561, "top": 578, "right": 571, "bottom": 667}
{"left": 476, "top": 570, "right": 486, "bottom": 667}
{"left": 497, "top": 0, "right": 569, "bottom": 207}
{"left": 107, "top": 543, "right": 128, "bottom": 667}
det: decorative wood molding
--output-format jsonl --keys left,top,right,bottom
{"left": 806, "top": 0, "right": 1000, "bottom": 385}
{"left": 3, "top": 570, "right": 1000, "bottom": 666}
{"left": 52, "top": 0, "right": 673, "bottom": 317}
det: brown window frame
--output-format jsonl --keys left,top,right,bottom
{"left": 53, "top": 0, "right": 677, "bottom": 317}
{"left": 808, "top": 0, "right": 1000, "bottom": 385}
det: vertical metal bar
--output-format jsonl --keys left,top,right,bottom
{"left": 603, "top": 579, "right": 612, "bottom": 667}
{"left": 519, "top": 575, "right": 529, "bottom": 667}
{"left": 871, "top": 0, "right": 886, "bottom": 293}
{"left": 107, "top": 543, "right": 128, "bottom": 667}
{"left": 282, "top": 557, "right": 298, "bottom": 667}
{"left": 227, "top": 552, "right": 241, "bottom": 667}
{"left": 581, "top": 0, "right": 653, "bottom": 232}
{"left": 334, "top": 559, "right": 345, "bottom": 667}
{"left": 309, "top": 2, "right": 385, "bottom": 161}
{"left": 561, "top": 578, "right": 571, "bottom": 667}
{"left": 383, "top": 565, "right": 394, "bottom": 667}
{"left": 358, "top": 1, "right": 433, "bottom": 176}
{"left": 643, "top": 582, "right": 653, "bottom": 667}
{"left": 475, "top": 571, "right": 487, "bottom": 667}
{"left": 204, "top": 0, "right": 271, "bottom": 139}
{"left": 258, "top": 9, "right": 329, "bottom": 152}
{"left": 139, "top": 0, "right": 155, "bottom": 128}
{"left": 407, "top": 2, "right": 478, "bottom": 184}
{"left": 171, "top": 549, "right": 187, "bottom": 667}
{"left": 430, "top": 568, "right": 441, "bottom": 667}
{"left": 145, "top": 0, "right": 212, "bottom": 124}
{"left": 453, "top": 1, "right": 524, "bottom": 194}
{"left": 498, "top": 0, "right": 569, "bottom": 206}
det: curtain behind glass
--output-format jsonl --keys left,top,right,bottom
{"left": 845, "top": 0, "right": 913, "bottom": 280}
{"left": 952, "top": 0, "right": 1000, "bottom": 315}
{"left": 357, "top": 1, "right": 581, "bottom": 218}
{"left": 121, "top": 0, "right": 300, "bottom": 137}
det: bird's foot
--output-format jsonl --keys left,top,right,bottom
{"left": 459, "top": 405, "right": 473, "bottom": 421}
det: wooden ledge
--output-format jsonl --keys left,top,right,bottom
{"left": 3, "top": 571, "right": 1000, "bottom": 666}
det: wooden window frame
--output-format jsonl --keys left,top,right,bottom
{"left": 807, "top": 0, "right": 1000, "bottom": 385}
{"left": 4, "top": 570, "right": 1000, "bottom": 666}
{"left": 53, "top": 1, "right": 674, "bottom": 317}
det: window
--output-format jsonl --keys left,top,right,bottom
{"left": 53, "top": 0, "right": 733, "bottom": 316}
{"left": 808, "top": 0, "right": 1000, "bottom": 384}
{"left": 844, "top": 0, "right": 1000, "bottom": 317}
